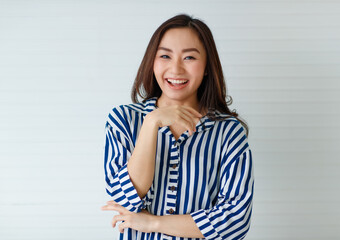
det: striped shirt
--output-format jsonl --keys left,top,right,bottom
{"left": 104, "top": 97, "right": 254, "bottom": 240}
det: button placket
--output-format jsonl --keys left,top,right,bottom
{"left": 166, "top": 141, "right": 180, "bottom": 215}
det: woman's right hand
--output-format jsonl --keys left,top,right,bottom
{"left": 145, "top": 105, "right": 203, "bottom": 136}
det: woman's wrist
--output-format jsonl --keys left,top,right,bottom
{"left": 150, "top": 214, "right": 161, "bottom": 232}
{"left": 146, "top": 214, "right": 204, "bottom": 238}
{"left": 144, "top": 111, "right": 161, "bottom": 128}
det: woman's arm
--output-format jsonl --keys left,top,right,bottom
{"left": 104, "top": 104, "right": 202, "bottom": 206}
{"left": 103, "top": 121, "right": 254, "bottom": 239}
{"left": 126, "top": 115, "right": 159, "bottom": 198}
{"left": 126, "top": 105, "right": 202, "bottom": 199}
{"left": 153, "top": 213, "right": 204, "bottom": 238}
{"left": 104, "top": 106, "right": 158, "bottom": 212}
{"left": 103, "top": 201, "right": 204, "bottom": 238}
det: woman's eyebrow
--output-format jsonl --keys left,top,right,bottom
{"left": 158, "top": 47, "right": 200, "bottom": 54}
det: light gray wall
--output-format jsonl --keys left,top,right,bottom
{"left": 1, "top": 0, "right": 340, "bottom": 239}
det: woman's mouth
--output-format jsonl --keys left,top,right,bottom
{"left": 165, "top": 78, "right": 189, "bottom": 89}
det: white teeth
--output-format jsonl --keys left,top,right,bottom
{"left": 167, "top": 78, "right": 188, "bottom": 84}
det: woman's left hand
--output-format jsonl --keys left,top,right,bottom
{"left": 101, "top": 201, "right": 158, "bottom": 233}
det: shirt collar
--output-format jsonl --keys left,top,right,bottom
{"left": 125, "top": 97, "right": 158, "bottom": 115}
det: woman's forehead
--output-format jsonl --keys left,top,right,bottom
{"left": 158, "top": 28, "right": 204, "bottom": 51}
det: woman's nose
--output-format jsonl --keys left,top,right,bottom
{"left": 170, "top": 59, "right": 184, "bottom": 74}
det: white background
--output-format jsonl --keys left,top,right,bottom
{"left": 1, "top": 0, "right": 340, "bottom": 239}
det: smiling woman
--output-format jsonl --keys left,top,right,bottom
{"left": 153, "top": 28, "right": 207, "bottom": 108}
{"left": 102, "top": 14, "right": 254, "bottom": 240}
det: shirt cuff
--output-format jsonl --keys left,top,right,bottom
{"left": 191, "top": 209, "right": 222, "bottom": 240}
{"left": 116, "top": 164, "right": 143, "bottom": 212}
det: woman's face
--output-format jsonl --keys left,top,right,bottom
{"left": 153, "top": 27, "right": 207, "bottom": 105}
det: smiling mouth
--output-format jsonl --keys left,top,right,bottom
{"left": 166, "top": 78, "right": 189, "bottom": 85}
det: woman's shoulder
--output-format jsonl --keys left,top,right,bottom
{"left": 106, "top": 98, "right": 158, "bottom": 128}
{"left": 213, "top": 111, "right": 248, "bottom": 136}
{"left": 214, "top": 111, "right": 240, "bottom": 124}
{"left": 110, "top": 97, "right": 157, "bottom": 116}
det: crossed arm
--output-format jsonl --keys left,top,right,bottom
{"left": 103, "top": 105, "right": 204, "bottom": 238}
{"left": 102, "top": 201, "right": 203, "bottom": 238}
{"left": 103, "top": 105, "right": 253, "bottom": 239}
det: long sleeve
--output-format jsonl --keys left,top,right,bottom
{"left": 190, "top": 121, "right": 254, "bottom": 240}
{"left": 104, "top": 107, "right": 153, "bottom": 213}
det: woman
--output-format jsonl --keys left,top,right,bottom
{"left": 102, "top": 14, "right": 254, "bottom": 240}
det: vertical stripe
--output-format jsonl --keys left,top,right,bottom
{"left": 104, "top": 98, "right": 254, "bottom": 240}
{"left": 193, "top": 133, "right": 205, "bottom": 212}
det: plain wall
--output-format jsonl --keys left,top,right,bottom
{"left": 1, "top": 0, "right": 340, "bottom": 239}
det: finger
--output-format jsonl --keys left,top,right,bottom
{"left": 111, "top": 204, "right": 130, "bottom": 214}
{"left": 178, "top": 113, "right": 196, "bottom": 132}
{"left": 106, "top": 201, "right": 125, "bottom": 209}
{"left": 179, "top": 114, "right": 200, "bottom": 135}
{"left": 101, "top": 204, "right": 127, "bottom": 215}
{"left": 176, "top": 117, "right": 195, "bottom": 136}
{"left": 112, "top": 214, "right": 126, "bottom": 228}
{"left": 118, "top": 221, "right": 129, "bottom": 233}
{"left": 102, "top": 204, "right": 120, "bottom": 210}
{"left": 182, "top": 105, "right": 203, "bottom": 118}
{"left": 101, "top": 205, "right": 116, "bottom": 211}
{"left": 176, "top": 108, "right": 198, "bottom": 128}
{"left": 181, "top": 108, "right": 202, "bottom": 125}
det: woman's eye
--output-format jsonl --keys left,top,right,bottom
{"left": 184, "top": 56, "right": 195, "bottom": 60}
{"left": 160, "top": 55, "right": 170, "bottom": 59}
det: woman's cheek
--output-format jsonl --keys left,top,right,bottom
{"left": 191, "top": 63, "right": 206, "bottom": 80}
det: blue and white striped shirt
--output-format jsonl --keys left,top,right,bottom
{"left": 104, "top": 97, "right": 254, "bottom": 240}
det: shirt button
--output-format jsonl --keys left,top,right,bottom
{"left": 172, "top": 164, "right": 177, "bottom": 169}
{"left": 169, "top": 208, "right": 174, "bottom": 214}
{"left": 171, "top": 186, "right": 176, "bottom": 191}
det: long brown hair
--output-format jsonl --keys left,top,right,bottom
{"left": 131, "top": 14, "right": 249, "bottom": 135}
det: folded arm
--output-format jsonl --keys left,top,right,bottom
{"left": 104, "top": 106, "right": 157, "bottom": 212}
{"left": 103, "top": 147, "right": 253, "bottom": 239}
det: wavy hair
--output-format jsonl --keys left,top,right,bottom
{"left": 131, "top": 14, "right": 249, "bottom": 135}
